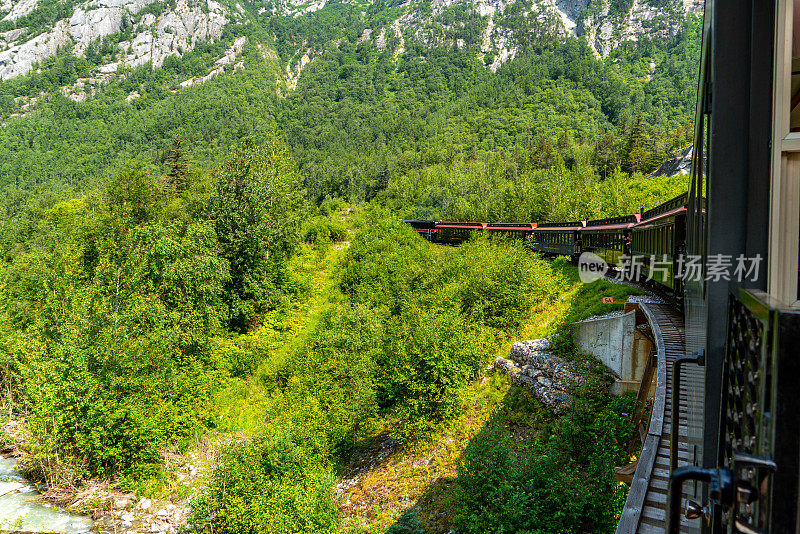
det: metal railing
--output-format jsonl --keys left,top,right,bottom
{"left": 667, "top": 287, "right": 800, "bottom": 533}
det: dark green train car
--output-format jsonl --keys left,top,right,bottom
{"left": 435, "top": 222, "right": 486, "bottom": 244}
{"left": 631, "top": 193, "right": 688, "bottom": 294}
{"left": 532, "top": 221, "right": 583, "bottom": 257}
{"left": 580, "top": 214, "right": 639, "bottom": 268}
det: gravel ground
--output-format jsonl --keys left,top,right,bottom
{"left": 577, "top": 310, "right": 626, "bottom": 322}
{"left": 626, "top": 294, "right": 666, "bottom": 304}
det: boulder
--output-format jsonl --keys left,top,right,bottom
{"left": 493, "top": 338, "right": 585, "bottom": 413}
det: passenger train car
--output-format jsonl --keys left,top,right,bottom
{"left": 631, "top": 193, "right": 687, "bottom": 296}
{"left": 532, "top": 221, "right": 583, "bottom": 258}
{"left": 486, "top": 222, "right": 536, "bottom": 239}
{"left": 403, "top": 193, "right": 689, "bottom": 297}
{"left": 581, "top": 214, "right": 639, "bottom": 268}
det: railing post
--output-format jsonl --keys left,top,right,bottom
{"left": 670, "top": 349, "right": 705, "bottom": 475}
{"left": 666, "top": 467, "right": 733, "bottom": 534}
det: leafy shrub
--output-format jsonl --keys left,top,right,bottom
{"left": 318, "top": 196, "right": 345, "bottom": 217}
{"left": 339, "top": 218, "right": 433, "bottom": 316}
{"left": 189, "top": 420, "right": 340, "bottom": 534}
{"left": 379, "top": 307, "right": 488, "bottom": 437}
{"left": 454, "top": 380, "right": 637, "bottom": 533}
{"left": 440, "top": 238, "right": 565, "bottom": 332}
{"left": 290, "top": 304, "right": 382, "bottom": 452}
{"left": 302, "top": 215, "right": 348, "bottom": 244}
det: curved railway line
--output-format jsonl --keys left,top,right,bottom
{"left": 616, "top": 302, "right": 702, "bottom": 534}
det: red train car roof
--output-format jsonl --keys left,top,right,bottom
{"left": 487, "top": 225, "right": 536, "bottom": 231}
{"left": 535, "top": 225, "right": 582, "bottom": 231}
{"left": 436, "top": 222, "right": 487, "bottom": 229}
{"left": 581, "top": 222, "right": 636, "bottom": 231}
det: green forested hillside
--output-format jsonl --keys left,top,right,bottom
{"left": 0, "top": 6, "right": 700, "bottom": 202}
{"left": 0, "top": 2, "right": 700, "bottom": 532}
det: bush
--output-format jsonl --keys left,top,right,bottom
{"left": 290, "top": 304, "right": 382, "bottom": 453}
{"left": 302, "top": 215, "right": 348, "bottom": 245}
{"left": 189, "top": 421, "right": 340, "bottom": 534}
{"left": 440, "top": 238, "right": 565, "bottom": 332}
{"left": 379, "top": 307, "right": 488, "bottom": 438}
{"left": 339, "top": 218, "right": 433, "bottom": 315}
{"left": 454, "top": 380, "right": 637, "bottom": 533}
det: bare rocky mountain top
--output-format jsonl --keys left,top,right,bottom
{"left": 0, "top": 0, "right": 240, "bottom": 80}
{"left": 0, "top": 0, "right": 704, "bottom": 85}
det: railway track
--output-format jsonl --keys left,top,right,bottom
{"left": 617, "top": 302, "right": 704, "bottom": 534}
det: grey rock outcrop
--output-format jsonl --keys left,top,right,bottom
{"left": 648, "top": 144, "right": 699, "bottom": 178}
{"left": 2, "top": 0, "right": 37, "bottom": 21}
{"left": 493, "top": 339, "right": 585, "bottom": 413}
{"left": 0, "top": 20, "right": 71, "bottom": 80}
{"left": 0, "top": 0, "right": 235, "bottom": 80}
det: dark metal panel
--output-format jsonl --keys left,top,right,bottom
{"left": 704, "top": 0, "right": 754, "bottom": 480}
{"left": 719, "top": 288, "right": 800, "bottom": 532}
{"left": 769, "top": 307, "right": 800, "bottom": 533}
{"left": 745, "top": 0, "right": 775, "bottom": 270}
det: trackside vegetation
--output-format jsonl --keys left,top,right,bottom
{"left": 0, "top": 3, "right": 702, "bottom": 532}
{"left": 0, "top": 132, "right": 683, "bottom": 533}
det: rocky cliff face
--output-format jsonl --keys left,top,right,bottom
{"left": 0, "top": 0, "right": 703, "bottom": 84}
{"left": 0, "top": 0, "right": 240, "bottom": 80}
{"left": 276, "top": 0, "right": 703, "bottom": 72}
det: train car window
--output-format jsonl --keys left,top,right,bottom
{"left": 668, "top": 227, "right": 672, "bottom": 255}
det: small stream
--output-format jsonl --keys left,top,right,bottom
{"left": 0, "top": 457, "right": 93, "bottom": 533}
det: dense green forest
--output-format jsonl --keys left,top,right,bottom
{"left": 0, "top": 6, "right": 699, "bottom": 201}
{"left": 0, "top": 1, "right": 700, "bottom": 532}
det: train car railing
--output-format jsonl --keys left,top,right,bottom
{"left": 667, "top": 287, "right": 800, "bottom": 533}
{"left": 535, "top": 221, "right": 583, "bottom": 228}
{"left": 584, "top": 214, "right": 638, "bottom": 228}
{"left": 641, "top": 193, "right": 689, "bottom": 222}
{"left": 486, "top": 223, "right": 534, "bottom": 229}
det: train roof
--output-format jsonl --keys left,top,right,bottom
{"left": 486, "top": 222, "right": 536, "bottom": 230}
{"left": 400, "top": 219, "right": 437, "bottom": 227}
{"left": 582, "top": 214, "right": 639, "bottom": 230}
{"left": 436, "top": 222, "right": 487, "bottom": 229}
{"left": 639, "top": 193, "right": 689, "bottom": 222}
{"left": 636, "top": 205, "right": 687, "bottom": 226}
{"left": 534, "top": 221, "right": 583, "bottom": 230}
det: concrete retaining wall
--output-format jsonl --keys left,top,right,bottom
{"left": 573, "top": 309, "right": 651, "bottom": 385}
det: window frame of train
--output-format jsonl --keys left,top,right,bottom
{"left": 770, "top": 0, "right": 800, "bottom": 306}
{"left": 719, "top": 286, "right": 800, "bottom": 532}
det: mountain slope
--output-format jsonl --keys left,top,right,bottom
{"left": 0, "top": 0, "right": 702, "bottom": 84}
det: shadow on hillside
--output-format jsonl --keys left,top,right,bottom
{"left": 381, "top": 373, "right": 635, "bottom": 534}
{"left": 383, "top": 385, "right": 529, "bottom": 534}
